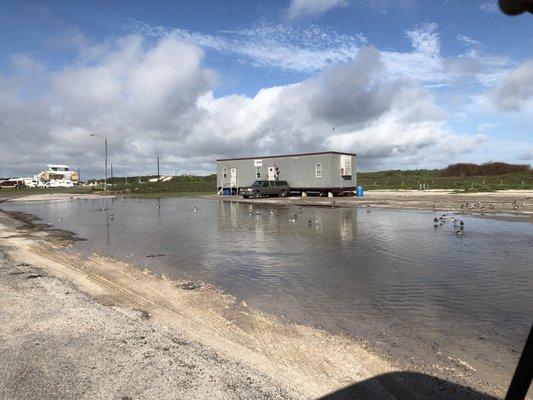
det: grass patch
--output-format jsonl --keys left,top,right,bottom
{"left": 358, "top": 170, "right": 533, "bottom": 191}
{"left": 92, "top": 174, "right": 217, "bottom": 196}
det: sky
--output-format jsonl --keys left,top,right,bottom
{"left": 0, "top": 0, "right": 532, "bottom": 178}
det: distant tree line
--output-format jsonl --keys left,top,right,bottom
{"left": 441, "top": 162, "right": 531, "bottom": 177}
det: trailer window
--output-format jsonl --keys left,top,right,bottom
{"left": 315, "top": 163, "right": 322, "bottom": 179}
{"left": 256, "top": 167, "right": 261, "bottom": 179}
{"left": 223, "top": 168, "right": 227, "bottom": 179}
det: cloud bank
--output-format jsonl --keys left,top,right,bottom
{"left": 0, "top": 31, "right": 491, "bottom": 178}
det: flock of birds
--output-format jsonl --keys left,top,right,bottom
{"left": 240, "top": 206, "right": 323, "bottom": 226}
{"left": 102, "top": 203, "right": 322, "bottom": 225}
{"left": 433, "top": 213, "right": 465, "bottom": 236}
{"left": 57, "top": 197, "right": 530, "bottom": 238}
{"left": 453, "top": 200, "right": 528, "bottom": 215}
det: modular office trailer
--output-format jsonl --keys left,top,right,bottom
{"left": 216, "top": 151, "right": 357, "bottom": 195}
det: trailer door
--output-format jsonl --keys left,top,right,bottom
{"left": 267, "top": 166, "right": 276, "bottom": 181}
{"left": 230, "top": 168, "right": 237, "bottom": 187}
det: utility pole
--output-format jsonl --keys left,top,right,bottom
{"left": 89, "top": 133, "right": 108, "bottom": 191}
{"left": 157, "top": 155, "right": 160, "bottom": 182}
{"left": 77, "top": 168, "right": 80, "bottom": 184}
{"left": 110, "top": 164, "right": 114, "bottom": 187}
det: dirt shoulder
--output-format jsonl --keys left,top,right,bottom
{"left": 0, "top": 211, "right": 503, "bottom": 399}
{"left": 212, "top": 190, "right": 533, "bottom": 223}
{"left": 0, "top": 252, "right": 299, "bottom": 400}
{"left": 0, "top": 193, "right": 115, "bottom": 203}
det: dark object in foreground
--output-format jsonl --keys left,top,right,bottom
{"left": 320, "top": 324, "right": 533, "bottom": 400}
{"left": 505, "top": 324, "right": 533, "bottom": 400}
{"left": 319, "top": 371, "right": 498, "bottom": 400}
{"left": 499, "top": 0, "right": 533, "bottom": 14}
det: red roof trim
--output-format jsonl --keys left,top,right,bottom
{"left": 216, "top": 151, "right": 357, "bottom": 162}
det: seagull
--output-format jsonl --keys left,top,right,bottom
{"left": 456, "top": 229, "right": 464, "bottom": 236}
{"left": 193, "top": 207, "right": 199, "bottom": 212}
{"left": 289, "top": 217, "right": 296, "bottom": 222}
{"left": 433, "top": 217, "right": 439, "bottom": 223}
{"left": 459, "top": 221, "right": 465, "bottom": 226}
{"left": 269, "top": 210, "right": 274, "bottom": 215}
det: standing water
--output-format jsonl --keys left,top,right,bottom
{"left": 2, "top": 197, "right": 532, "bottom": 390}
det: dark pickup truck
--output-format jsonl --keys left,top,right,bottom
{"left": 241, "top": 180, "right": 290, "bottom": 198}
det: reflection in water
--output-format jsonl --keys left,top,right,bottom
{"left": 105, "top": 199, "right": 111, "bottom": 246}
{"left": 2, "top": 197, "right": 532, "bottom": 388}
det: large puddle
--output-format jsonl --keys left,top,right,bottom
{"left": 3, "top": 196, "right": 532, "bottom": 387}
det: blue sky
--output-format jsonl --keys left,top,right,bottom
{"left": 0, "top": 0, "right": 531, "bottom": 176}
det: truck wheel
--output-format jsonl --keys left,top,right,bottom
{"left": 253, "top": 191, "right": 260, "bottom": 199}
{"left": 279, "top": 189, "right": 287, "bottom": 197}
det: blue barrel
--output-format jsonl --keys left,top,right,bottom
{"left": 223, "top": 188, "right": 231, "bottom": 196}
{"left": 356, "top": 185, "right": 364, "bottom": 197}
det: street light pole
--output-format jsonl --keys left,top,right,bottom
{"left": 104, "top": 136, "right": 108, "bottom": 190}
{"left": 90, "top": 133, "right": 108, "bottom": 191}
{"left": 157, "top": 155, "right": 160, "bottom": 182}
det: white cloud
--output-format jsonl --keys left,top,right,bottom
{"left": 457, "top": 34, "right": 481, "bottom": 49}
{"left": 476, "top": 122, "right": 498, "bottom": 132}
{"left": 479, "top": 1, "right": 499, "bottom": 13}
{"left": 490, "top": 60, "right": 533, "bottom": 111}
{"left": 130, "top": 20, "right": 517, "bottom": 93}
{"left": 287, "top": 0, "right": 348, "bottom": 19}
{"left": 132, "top": 21, "right": 367, "bottom": 74}
{"left": 406, "top": 23, "right": 440, "bottom": 58}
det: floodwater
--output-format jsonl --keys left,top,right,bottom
{"left": 3, "top": 197, "right": 532, "bottom": 387}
